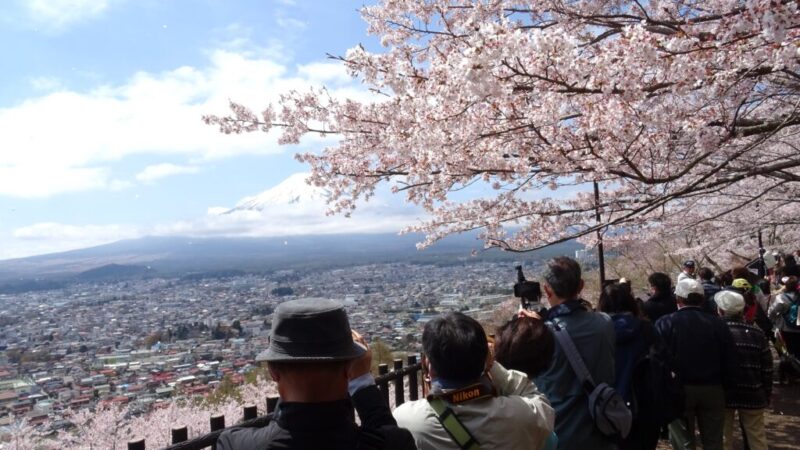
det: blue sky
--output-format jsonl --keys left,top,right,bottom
{"left": 0, "top": 0, "right": 424, "bottom": 259}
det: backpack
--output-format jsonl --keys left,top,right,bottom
{"left": 552, "top": 324, "right": 632, "bottom": 439}
{"left": 784, "top": 292, "right": 800, "bottom": 330}
{"left": 642, "top": 340, "right": 685, "bottom": 426}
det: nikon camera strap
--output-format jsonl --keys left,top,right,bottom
{"left": 427, "top": 397, "right": 482, "bottom": 450}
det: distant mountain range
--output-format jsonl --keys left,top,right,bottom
{"left": 0, "top": 233, "right": 583, "bottom": 292}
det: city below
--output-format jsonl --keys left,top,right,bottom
{"left": 0, "top": 257, "right": 558, "bottom": 430}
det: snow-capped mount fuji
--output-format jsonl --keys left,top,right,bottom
{"left": 227, "top": 172, "right": 329, "bottom": 213}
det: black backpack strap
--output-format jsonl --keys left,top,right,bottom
{"left": 551, "top": 322, "right": 596, "bottom": 394}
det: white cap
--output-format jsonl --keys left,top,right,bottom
{"left": 675, "top": 278, "right": 704, "bottom": 299}
{"left": 714, "top": 290, "right": 745, "bottom": 315}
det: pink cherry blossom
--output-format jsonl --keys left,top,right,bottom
{"left": 204, "top": 1, "right": 799, "bottom": 256}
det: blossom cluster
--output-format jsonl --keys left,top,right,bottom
{"left": 204, "top": 0, "right": 800, "bottom": 256}
{"left": 1, "top": 379, "right": 277, "bottom": 450}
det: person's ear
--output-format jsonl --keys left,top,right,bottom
{"left": 543, "top": 282, "right": 554, "bottom": 299}
{"left": 577, "top": 279, "right": 585, "bottom": 295}
{"left": 422, "top": 356, "right": 435, "bottom": 379}
{"left": 267, "top": 365, "right": 281, "bottom": 383}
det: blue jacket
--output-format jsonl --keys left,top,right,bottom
{"left": 611, "top": 313, "right": 656, "bottom": 403}
{"left": 535, "top": 304, "right": 616, "bottom": 450}
{"left": 654, "top": 306, "right": 738, "bottom": 386}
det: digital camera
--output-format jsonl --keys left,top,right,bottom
{"left": 513, "top": 265, "right": 544, "bottom": 312}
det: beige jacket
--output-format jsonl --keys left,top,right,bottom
{"left": 392, "top": 363, "right": 555, "bottom": 450}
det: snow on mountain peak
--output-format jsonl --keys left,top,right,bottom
{"left": 228, "top": 172, "right": 328, "bottom": 212}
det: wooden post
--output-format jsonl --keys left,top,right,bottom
{"left": 210, "top": 414, "right": 225, "bottom": 432}
{"left": 267, "top": 396, "right": 279, "bottom": 413}
{"left": 393, "top": 359, "right": 404, "bottom": 407}
{"left": 127, "top": 438, "right": 145, "bottom": 450}
{"left": 171, "top": 426, "right": 188, "bottom": 444}
{"left": 378, "top": 364, "right": 389, "bottom": 406}
{"left": 407, "top": 354, "right": 419, "bottom": 401}
{"left": 243, "top": 404, "right": 258, "bottom": 420}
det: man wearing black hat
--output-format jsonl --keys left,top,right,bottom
{"left": 216, "top": 298, "right": 416, "bottom": 450}
{"left": 677, "top": 260, "right": 697, "bottom": 284}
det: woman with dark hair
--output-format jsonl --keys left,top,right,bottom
{"left": 643, "top": 272, "right": 677, "bottom": 323}
{"left": 494, "top": 313, "right": 555, "bottom": 379}
{"left": 598, "top": 282, "right": 660, "bottom": 450}
{"left": 493, "top": 312, "right": 559, "bottom": 450}
{"left": 781, "top": 255, "right": 800, "bottom": 278}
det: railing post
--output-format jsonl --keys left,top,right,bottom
{"left": 243, "top": 404, "right": 258, "bottom": 420}
{"left": 393, "top": 359, "right": 404, "bottom": 407}
{"left": 127, "top": 438, "right": 145, "bottom": 450}
{"left": 267, "top": 396, "right": 279, "bottom": 413}
{"left": 378, "top": 363, "right": 389, "bottom": 406}
{"left": 407, "top": 354, "right": 419, "bottom": 401}
{"left": 171, "top": 426, "right": 188, "bottom": 444}
{"left": 210, "top": 414, "right": 225, "bottom": 432}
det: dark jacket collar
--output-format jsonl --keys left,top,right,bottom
{"left": 676, "top": 305, "right": 702, "bottom": 313}
{"left": 648, "top": 291, "right": 674, "bottom": 303}
{"left": 546, "top": 299, "right": 586, "bottom": 321}
{"left": 722, "top": 315, "right": 744, "bottom": 323}
{"left": 275, "top": 399, "right": 355, "bottom": 431}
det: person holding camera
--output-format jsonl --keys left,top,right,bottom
{"left": 533, "top": 257, "right": 617, "bottom": 450}
{"left": 392, "top": 312, "right": 555, "bottom": 450}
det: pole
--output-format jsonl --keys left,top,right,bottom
{"left": 594, "top": 181, "right": 606, "bottom": 288}
{"left": 758, "top": 229, "right": 766, "bottom": 278}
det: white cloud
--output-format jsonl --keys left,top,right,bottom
{"left": 276, "top": 16, "right": 307, "bottom": 31}
{"left": 25, "top": 0, "right": 115, "bottom": 30}
{"left": 2, "top": 222, "right": 141, "bottom": 260}
{"left": 29, "top": 76, "right": 62, "bottom": 92}
{"left": 0, "top": 49, "right": 372, "bottom": 198}
{"left": 152, "top": 171, "right": 423, "bottom": 238}
{"left": 0, "top": 165, "right": 113, "bottom": 198}
{"left": 136, "top": 163, "right": 200, "bottom": 183}
{"left": 13, "top": 222, "right": 137, "bottom": 241}
{"left": 296, "top": 62, "right": 352, "bottom": 85}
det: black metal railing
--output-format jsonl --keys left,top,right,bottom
{"left": 126, "top": 355, "right": 422, "bottom": 450}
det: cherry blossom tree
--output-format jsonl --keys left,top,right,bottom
{"left": 206, "top": 0, "right": 800, "bottom": 253}
{"left": 3, "top": 378, "right": 279, "bottom": 449}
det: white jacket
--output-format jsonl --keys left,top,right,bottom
{"left": 392, "top": 363, "right": 555, "bottom": 450}
{"left": 677, "top": 271, "right": 695, "bottom": 284}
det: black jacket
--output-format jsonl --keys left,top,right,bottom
{"left": 643, "top": 292, "right": 677, "bottom": 323}
{"left": 215, "top": 385, "right": 416, "bottom": 450}
{"left": 655, "top": 306, "right": 738, "bottom": 386}
{"left": 722, "top": 317, "right": 773, "bottom": 409}
{"left": 701, "top": 280, "right": 721, "bottom": 315}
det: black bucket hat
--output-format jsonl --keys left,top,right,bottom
{"left": 257, "top": 298, "right": 365, "bottom": 362}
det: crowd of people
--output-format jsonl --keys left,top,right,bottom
{"left": 214, "top": 254, "right": 800, "bottom": 450}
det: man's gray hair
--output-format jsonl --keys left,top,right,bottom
{"left": 542, "top": 257, "right": 582, "bottom": 300}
